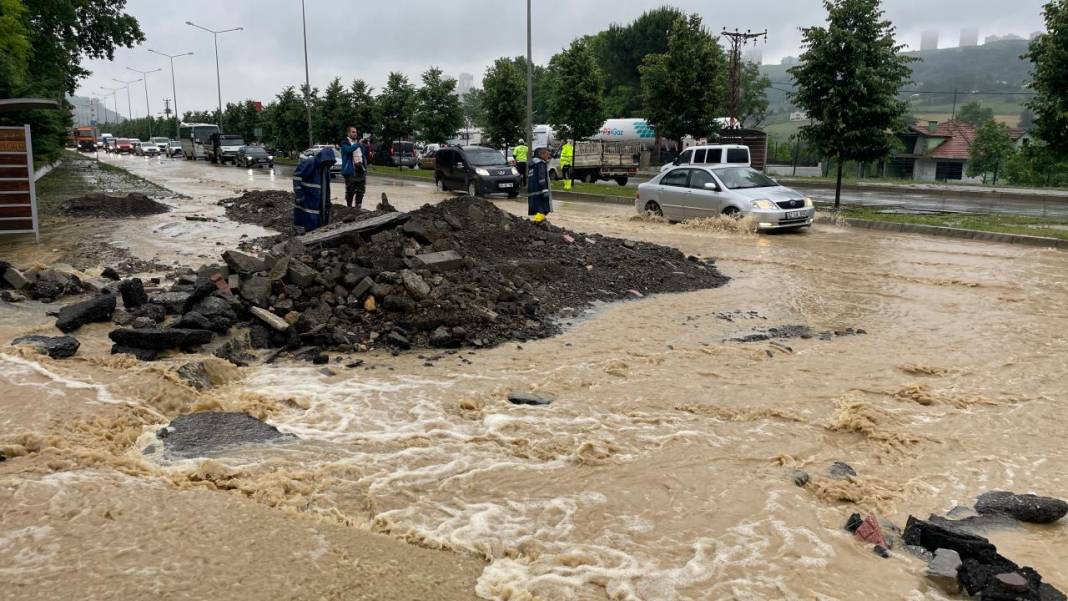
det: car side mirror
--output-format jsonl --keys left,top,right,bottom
{"left": 672, "top": 158, "right": 680, "bottom": 166}
{"left": 703, "top": 182, "right": 720, "bottom": 191}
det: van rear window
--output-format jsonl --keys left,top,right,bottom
{"left": 727, "top": 148, "right": 749, "bottom": 163}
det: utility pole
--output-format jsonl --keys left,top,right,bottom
{"left": 301, "top": 0, "right": 313, "bottom": 147}
{"left": 162, "top": 98, "right": 173, "bottom": 119}
{"left": 951, "top": 88, "right": 959, "bottom": 120}
{"left": 113, "top": 78, "right": 140, "bottom": 122}
{"left": 100, "top": 87, "right": 120, "bottom": 125}
{"left": 720, "top": 28, "right": 767, "bottom": 128}
{"left": 186, "top": 21, "right": 243, "bottom": 128}
{"left": 525, "top": 0, "right": 533, "bottom": 153}
{"left": 149, "top": 48, "right": 194, "bottom": 138}
{"left": 128, "top": 66, "right": 162, "bottom": 137}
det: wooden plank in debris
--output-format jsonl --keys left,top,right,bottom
{"left": 297, "top": 212, "right": 410, "bottom": 248}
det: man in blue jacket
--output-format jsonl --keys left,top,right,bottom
{"left": 339, "top": 125, "right": 367, "bottom": 209}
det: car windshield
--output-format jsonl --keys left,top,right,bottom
{"left": 715, "top": 167, "right": 777, "bottom": 190}
{"left": 222, "top": 138, "right": 245, "bottom": 146}
{"left": 151, "top": 137, "right": 168, "bottom": 143}
{"left": 245, "top": 147, "right": 267, "bottom": 156}
{"left": 465, "top": 149, "right": 506, "bottom": 166}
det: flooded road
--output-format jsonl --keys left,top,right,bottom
{"left": 2, "top": 153, "right": 1066, "bottom": 600}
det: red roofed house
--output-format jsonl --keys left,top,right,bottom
{"left": 889, "top": 119, "right": 1025, "bottom": 182}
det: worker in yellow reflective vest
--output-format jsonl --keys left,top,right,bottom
{"left": 560, "top": 140, "right": 574, "bottom": 190}
{"left": 513, "top": 140, "right": 529, "bottom": 186}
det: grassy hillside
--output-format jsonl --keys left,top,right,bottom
{"left": 760, "top": 39, "right": 1034, "bottom": 140}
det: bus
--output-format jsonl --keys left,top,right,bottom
{"left": 178, "top": 122, "right": 220, "bottom": 160}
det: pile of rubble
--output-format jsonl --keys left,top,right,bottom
{"left": 26, "top": 196, "right": 728, "bottom": 361}
{"left": 218, "top": 190, "right": 366, "bottom": 234}
{"left": 60, "top": 192, "right": 170, "bottom": 218}
{"left": 0, "top": 261, "right": 90, "bottom": 303}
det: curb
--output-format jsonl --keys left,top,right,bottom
{"left": 829, "top": 217, "right": 1068, "bottom": 249}
{"left": 34, "top": 160, "right": 62, "bottom": 181}
{"left": 781, "top": 178, "right": 1068, "bottom": 204}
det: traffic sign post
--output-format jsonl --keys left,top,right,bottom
{"left": 0, "top": 125, "right": 40, "bottom": 242}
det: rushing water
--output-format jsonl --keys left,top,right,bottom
{"left": 1, "top": 154, "right": 1066, "bottom": 600}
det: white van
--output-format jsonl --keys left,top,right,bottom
{"left": 660, "top": 144, "right": 750, "bottom": 172}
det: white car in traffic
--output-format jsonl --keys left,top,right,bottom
{"left": 636, "top": 165, "right": 815, "bottom": 230}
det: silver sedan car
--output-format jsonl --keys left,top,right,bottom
{"left": 635, "top": 165, "right": 815, "bottom": 230}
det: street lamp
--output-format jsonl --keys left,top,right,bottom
{"left": 185, "top": 20, "right": 243, "bottom": 128}
{"left": 112, "top": 77, "right": 141, "bottom": 121}
{"left": 128, "top": 66, "right": 162, "bottom": 137}
{"left": 91, "top": 93, "right": 108, "bottom": 127}
{"left": 301, "top": 0, "right": 313, "bottom": 147}
{"left": 148, "top": 48, "right": 193, "bottom": 137}
{"left": 100, "top": 86, "right": 122, "bottom": 124}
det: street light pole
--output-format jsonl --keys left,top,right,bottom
{"left": 525, "top": 0, "right": 533, "bottom": 152}
{"left": 128, "top": 66, "right": 162, "bottom": 137}
{"left": 100, "top": 87, "right": 120, "bottom": 125}
{"left": 301, "top": 0, "right": 313, "bottom": 147}
{"left": 149, "top": 49, "right": 194, "bottom": 138}
{"left": 112, "top": 78, "right": 140, "bottom": 122}
{"left": 186, "top": 21, "right": 243, "bottom": 129}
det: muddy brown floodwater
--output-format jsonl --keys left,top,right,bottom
{"left": 2, "top": 152, "right": 1067, "bottom": 600}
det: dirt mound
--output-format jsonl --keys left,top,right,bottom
{"left": 125, "top": 196, "right": 729, "bottom": 359}
{"left": 60, "top": 192, "right": 170, "bottom": 218}
{"left": 218, "top": 190, "right": 365, "bottom": 233}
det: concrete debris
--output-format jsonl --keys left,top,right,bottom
{"left": 11, "top": 335, "right": 80, "bottom": 359}
{"left": 975, "top": 491, "right": 1068, "bottom": 524}
{"left": 55, "top": 294, "right": 117, "bottom": 333}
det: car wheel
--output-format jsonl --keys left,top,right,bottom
{"left": 644, "top": 201, "right": 663, "bottom": 217}
{"left": 614, "top": 176, "right": 629, "bottom": 186}
{"left": 467, "top": 181, "right": 478, "bottom": 198}
{"left": 584, "top": 172, "right": 597, "bottom": 184}
{"left": 722, "top": 206, "right": 742, "bottom": 219}
{"left": 508, "top": 190, "right": 519, "bottom": 199}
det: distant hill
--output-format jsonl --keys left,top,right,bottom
{"left": 761, "top": 39, "right": 1034, "bottom": 125}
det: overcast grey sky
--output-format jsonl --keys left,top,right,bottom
{"left": 77, "top": 0, "right": 1048, "bottom": 119}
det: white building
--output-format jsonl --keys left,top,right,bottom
{"left": 457, "top": 73, "right": 474, "bottom": 97}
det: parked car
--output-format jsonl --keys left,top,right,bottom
{"left": 418, "top": 148, "right": 437, "bottom": 171}
{"left": 166, "top": 140, "right": 183, "bottom": 157}
{"left": 660, "top": 144, "right": 751, "bottom": 173}
{"left": 115, "top": 138, "right": 134, "bottom": 154}
{"left": 236, "top": 145, "right": 274, "bottom": 169}
{"left": 301, "top": 144, "right": 342, "bottom": 175}
{"left": 433, "top": 145, "right": 521, "bottom": 198}
{"left": 150, "top": 136, "right": 170, "bottom": 153}
{"left": 636, "top": 165, "right": 814, "bottom": 230}
{"left": 374, "top": 140, "right": 418, "bottom": 168}
{"left": 135, "top": 140, "right": 159, "bottom": 156}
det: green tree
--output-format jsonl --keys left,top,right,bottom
{"left": 1005, "top": 141, "right": 1068, "bottom": 186}
{"left": 789, "top": 0, "right": 915, "bottom": 208}
{"left": 1026, "top": 0, "right": 1068, "bottom": 158}
{"left": 590, "top": 6, "right": 684, "bottom": 116}
{"left": 264, "top": 87, "right": 307, "bottom": 154}
{"left": 349, "top": 79, "right": 375, "bottom": 139}
{"left": 739, "top": 60, "right": 771, "bottom": 128}
{"left": 481, "top": 58, "right": 525, "bottom": 147}
{"left": 0, "top": 0, "right": 143, "bottom": 162}
{"left": 375, "top": 72, "right": 416, "bottom": 143}
{"left": 414, "top": 67, "right": 464, "bottom": 144}
{"left": 957, "top": 101, "right": 995, "bottom": 127}
{"left": 639, "top": 14, "right": 726, "bottom": 149}
{"left": 317, "top": 77, "right": 352, "bottom": 144}
{"left": 967, "top": 120, "right": 1016, "bottom": 184}
{"left": 222, "top": 101, "right": 263, "bottom": 143}
{"left": 548, "top": 38, "right": 605, "bottom": 141}
{"left": 506, "top": 57, "right": 552, "bottom": 124}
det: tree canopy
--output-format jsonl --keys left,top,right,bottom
{"left": 789, "top": 0, "right": 914, "bottom": 207}
{"left": 957, "top": 101, "right": 995, "bottom": 127}
{"left": 548, "top": 39, "right": 605, "bottom": 141}
{"left": 481, "top": 58, "right": 525, "bottom": 146}
{"left": 639, "top": 14, "right": 726, "bottom": 145}
{"left": 375, "top": 72, "right": 416, "bottom": 143}
{"left": 967, "top": 120, "right": 1016, "bottom": 183}
{"left": 1026, "top": 0, "right": 1068, "bottom": 158}
{"left": 590, "top": 7, "right": 684, "bottom": 117}
{"left": 413, "top": 68, "right": 463, "bottom": 144}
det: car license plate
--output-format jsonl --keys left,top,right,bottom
{"left": 499, "top": 182, "right": 513, "bottom": 188}
{"left": 786, "top": 210, "right": 805, "bottom": 219}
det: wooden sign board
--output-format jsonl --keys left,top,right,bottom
{"left": 0, "top": 125, "right": 39, "bottom": 241}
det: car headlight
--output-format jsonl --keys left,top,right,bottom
{"left": 268, "top": 156, "right": 274, "bottom": 160}
{"left": 752, "top": 199, "right": 776, "bottom": 210}
{"left": 803, "top": 196, "right": 814, "bottom": 208}
{"left": 510, "top": 167, "right": 519, "bottom": 176}
{"left": 475, "top": 167, "right": 490, "bottom": 176}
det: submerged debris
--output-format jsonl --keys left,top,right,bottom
{"left": 60, "top": 192, "right": 170, "bottom": 218}
{"left": 153, "top": 411, "right": 296, "bottom": 458}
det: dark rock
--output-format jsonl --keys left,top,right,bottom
{"left": 927, "top": 548, "right": 963, "bottom": 594}
{"left": 249, "top": 324, "right": 271, "bottom": 349}
{"left": 872, "top": 545, "right": 890, "bottom": 558}
{"left": 11, "top": 335, "right": 80, "bottom": 359}
{"left": 844, "top": 513, "right": 864, "bottom": 533}
{"left": 829, "top": 461, "right": 857, "bottom": 479}
{"left": 929, "top": 513, "right": 1020, "bottom": 535}
{"left": 400, "top": 270, "right": 430, "bottom": 299}
{"left": 268, "top": 255, "right": 290, "bottom": 281}
{"left": 176, "top": 361, "right": 212, "bottom": 390}
{"left": 382, "top": 294, "right": 415, "bottom": 313}
{"left": 151, "top": 291, "right": 193, "bottom": 314}
{"left": 153, "top": 411, "right": 296, "bottom": 458}
{"left": 414, "top": 250, "right": 464, "bottom": 272}
{"left": 791, "top": 469, "right": 810, "bottom": 487}
{"left": 101, "top": 267, "right": 121, "bottom": 281}
{"left": 222, "top": 250, "right": 267, "bottom": 275}
{"left": 3, "top": 267, "right": 30, "bottom": 290}
{"left": 429, "top": 326, "right": 460, "bottom": 348}
{"left": 190, "top": 295, "right": 234, "bottom": 319}
{"left": 958, "top": 559, "right": 1063, "bottom": 600}
{"left": 213, "top": 338, "right": 253, "bottom": 366}
{"left": 286, "top": 259, "right": 318, "bottom": 287}
{"left": 976, "top": 491, "right": 1068, "bottom": 524}
{"left": 902, "top": 516, "right": 1001, "bottom": 564}
{"left": 182, "top": 281, "right": 217, "bottom": 313}
{"left": 1, "top": 290, "right": 27, "bottom": 303}
{"left": 55, "top": 294, "right": 117, "bottom": 333}
{"left": 111, "top": 344, "right": 159, "bottom": 361}
{"left": 240, "top": 275, "right": 272, "bottom": 307}
{"left": 507, "top": 391, "right": 555, "bottom": 406}
{"left": 117, "top": 278, "right": 149, "bottom": 308}
{"left": 385, "top": 331, "right": 411, "bottom": 350}
{"left": 350, "top": 276, "right": 374, "bottom": 299}
{"left": 131, "top": 303, "right": 167, "bottom": 323}
{"left": 173, "top": 311, "right": 213, "bottom": 331}
{"left": 131, "top": 316, "right": 157, "bottom": 329}
{"left": 108, "top": 328, "right": 214, "bottom": 351}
